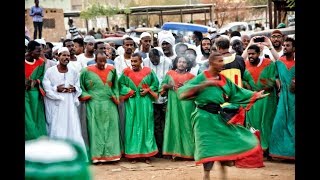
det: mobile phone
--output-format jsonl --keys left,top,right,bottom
{"left": 254, "top": 36, "right": 265, "bottom": 42}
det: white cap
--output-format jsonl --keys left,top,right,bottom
{"left": 58, "top": 47, "right": 69, "bottom": 55}
{"left": 52, "top": 45, "right": 60, "bottom": 53}
{"left": 83, "top": 35, "right": 95, "bottom": 43}
{"left": 35, "top": 38, "right": 46, "bottom": 46}
{"left": 230, "top": 36, "right": 242, "bottom": 44}
{"left": 140, "top": 32, "right": 151, "bottom": 39}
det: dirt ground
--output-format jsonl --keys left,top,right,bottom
{"left": 90, "top": 158, "right": 294, "bottom": 180}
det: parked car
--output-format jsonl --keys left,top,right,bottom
{"left": 218, "top": 21, "right": 253, "bottom": 34}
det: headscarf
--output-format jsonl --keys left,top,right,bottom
{"left": 158, "top": 30, "right": 175, "bottom": 46}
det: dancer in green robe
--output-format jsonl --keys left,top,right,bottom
{"left": 242, "top": 44, "right": 279, "bottom": 151}
{"left": 269, "top": 37, "right": 295, "bottom": 160}
{"left": 80, "top": 51, "right": 122, "bottom": 163}
{"left": 119, "top": 53, "right": 159, "bottom": 163}
{"left": 25, "top": 40, "right": 47, "bottom": 140}
{"left": 178, "top": 52, "right": 268, "bottom": 180}
{"left": 160, "top": 56, "right": 195, "bottom": 159}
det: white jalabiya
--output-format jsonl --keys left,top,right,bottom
{"left": 42, "top": 65, "right": 87, "bottom": 158}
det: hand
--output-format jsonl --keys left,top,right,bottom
{"left": 175, "top": 82, "right": 184, "bottom": 89}
{"left": 67, "top": 85, "right": 76, "bottom": 93}
{"left": 140, "top": 88, "right": 149, "bottom": 96}
{"left": 261, "top": 36, "right": 272, "bottom": 48}
{"left": 163, "top": 84, "right": 173, "bottom": 91}
{"left": 289, "top": 78, "right": 295, "bottom": 93}
{"left": 256, "top": 90, "right": 269, "bottom": 99}
{"left": 57, "top": 84, "right": 68, "bottom": 93}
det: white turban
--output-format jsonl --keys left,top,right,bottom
{"left": 25, "top": 39, "right": 29, "bottom": 47}
{"left": 140, "top": 32, "right": 151, "bottom": 39}
{"left": 58, "top": 47, "right": 69, "bottom": 55}
{"left": 230, "top": 36, "right": 242, "bottom": 44}
{"left": 158, "top": 30, "right": 175, "bottom": 46}
{"left": 35, "top": 38, "right": 46, "bottom": 46}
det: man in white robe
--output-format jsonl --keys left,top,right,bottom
{"left": 42, "top": 47, "right": 87, "bottom": 158}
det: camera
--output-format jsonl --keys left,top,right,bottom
{"left": 254, "top": 36, "right": 265, "bottom": 42}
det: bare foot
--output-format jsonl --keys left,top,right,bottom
{"left": 145, "top": 158, "right": 151, "bottom": 164}
{"left": 220, "top": 164, "right": 227, "bottom": 180}
{"left": 203, "top": 170, "right": 210, "bottom": 180}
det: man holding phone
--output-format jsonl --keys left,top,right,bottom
{"left": 241, "top": 35, "right": 280, "bottom": 61}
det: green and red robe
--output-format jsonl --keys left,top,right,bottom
{"left": 242, "top": 58, "right": 278, "bottom": 150}
{"left": 119, "top": 67, "right": 159, "bottom": 158}
{"left": 25, "top": 58, "right": 47, "bottom": 140}
{"left": 160, "top": 70, "right": 195, "bottom": 159}
{"left": 269, "top": 57, "right": 295, "bottom": 160}
{"left": 177, "top": 71, "right": 261, "bottom": 165}
{"left": 79, "top": 65, "right": 122, "bottom": 162}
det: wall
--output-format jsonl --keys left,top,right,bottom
{"left": 25, "top": 0, "right": 72, "bottom": 11}
{"left": 26, "top": 8, "right": 66, "bottom": 42}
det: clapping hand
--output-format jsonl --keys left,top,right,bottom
{"left": 256, "top": 90, "right": 269, "bottom": 99}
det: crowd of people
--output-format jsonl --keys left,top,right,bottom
{"left": 25, "top": 26, "right": 295, "bottom": 179}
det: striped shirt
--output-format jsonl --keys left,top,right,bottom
{"left": 69, "top": 25, "right": 80, "bottom": 40}
{"left": 30, "top": 6, "right": 43, "bottom": 22}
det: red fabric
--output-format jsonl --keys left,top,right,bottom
{"left": 87, "top": 65, "right": 114, "bottom": 85}
{"left": 245, "top": 58, "right": 272, "bottom": 84}
{"left": 235, "top": 130, "right": 264, "bottom": 168}
{"left": 279, "top": 56, "right": 295, "bottom": 70}
{"left": 25, "top": 58, "right": 45, "bottom": 78}
{"left": 123, "top": 67, "right": 151, "bottom": 87}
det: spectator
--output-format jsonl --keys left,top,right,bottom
{"left": 29, "top": 0, "right": 44, "bottom": 39}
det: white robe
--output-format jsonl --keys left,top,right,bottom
{"left": 42, "top": 65, "right": 87, "bottom": 156}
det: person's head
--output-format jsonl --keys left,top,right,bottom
{"left": 200, "top": 37, "right": 212, "bottom": 58}
{"left": 158, "top": 30, "right": 175, "bottom": 57}
{"left": 175, "top": 43, "right": 188, "bottom": 57}
{"left": 185, "top": 48, "right": 197, "bottom": 67}
{"left": 94, "top": 50, "right": 107, "bottom": 70}
{"left": 35, "top": 0, "right": 39, "bottom": 6}
{"left": 214, "top": 37, "right": 230, "bottom": 52}
{"left": 149, "top": 48, "right": 161, "bottom": 66}
{"left": 104, "top": 43, "right": 112, "bottom": 59}
{"left": 63, "top": 39, "right": 75, "bottom": 56}
{"left": 108, "top": 41, "right": 116, "bottom": 48}
{"left": 111, "top": 47, "right": 117, "bottom": 60}
{"left": 44, "top": 42, "right": 54, "bottom": 60}
{"left": 27, "top": 40, "right": 42, "bottom": 59}
{"left": 208, "top": 52, "right": 224, "bottom": 74}
{"left": 173, "top": 56, "right": 191, "bottom": 72}
{"left": 270, "top": 30, "right": 284, "bottom": 49}
{"left": 83, "top": 35, "right": 95, "bottom": 54}
{"left": 25, "top": 39, "right": 29, "bottom": 53}
{"left": 57, "top": 47, "right": 70, "bottom": 66}
{"left": 230, "top": 31, "right": 241, "bottom": 38}
{"left": 283, "top": 37, "right": 295, "bottom": 56}
{"left": 241, "top": 34, "right": 250, "bottom": 49}
{"left": 123, "top": 37, "right": 135, "bottom": 55}
{"left": 247, "top": 44, "right": 261, "bottom": 65}
{"left": 68, "top": 18, "right": 73, "bottom": 26}
{"left": 230, "top": 36, "right": 244, "bottom": 56}
{"left": 140, "top": 32, "right": 152, "bottom": 52}
{"left": 52, "top": 46, "right": 59, "bottom": 61}
{"left": 73, "top": 38, "right": 84, "bottom": 55}
{"left": 131, "top": 52, "right": 142, "bottom": 71}
{"left": 192, "top": 31, "right": 203, "bottom": 46}
{"left": 94, "top": 41, "right": 106, "bottom": 52}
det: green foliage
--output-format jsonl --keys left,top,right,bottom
{"left": 80, "top": 3, "right": 131, "bottom": 19}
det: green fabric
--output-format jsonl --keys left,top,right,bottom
{"left": 25, "top": 62, "right": 47, "bottom": 140}
{"left": 269, "top": 61, "right": 295, "bottom": 159}
{"left": 80, "top": 67, "right": 122, "bottom": 161}
{"left": 177, "top": 73, "right": 259, "bottom": 162}
{"left": 119, "top": 68, "right": 159, "bottom": 157}
{"left": 25, "top": 139, "right": 92, "bottom": 180}
{"left": 242, "top": 61, "right": 278, "bottom": 150}
{"left": 161, "top": 73, "right": 195, "bottom": 158}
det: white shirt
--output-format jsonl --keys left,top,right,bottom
{"left": 114, "top": 55, "right": 132, "bottom": 78}
{"left": 143, "top": 56, "right": 172, "bottom": 104}
{"left": 76, "top": 53, "right": 95, "bottom": 69}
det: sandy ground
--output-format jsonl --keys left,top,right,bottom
{"left": 90, "top": 158, "right": 294, "bottom": 180}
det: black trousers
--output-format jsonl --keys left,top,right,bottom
{"left": 33, "top": 21, "right": 43, "bottom": 39}
{"left": 153, "top": 103, "right": 166, "bottom": 155}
